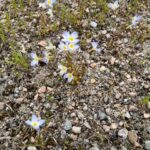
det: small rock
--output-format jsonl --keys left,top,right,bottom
{"left": 147, "top": 102, "right": 150, "bottom": 109}
{"left": 125, "top": 112, "right": 131, "bottom": 119}
{"left": 129, "top": 105, "right": 138, "bottom": 112}
{"left": 100, "top": 66, "right": 107, "bottom": 72}
{"left": 147, "top": 126, "right": 150, "bottom": 134}
{"left": 72, "top": 126, "right": 81, "bottom": 134}
{"left": 144, "top": 113, "right": 150, "bottom": 119}
{"left": 118, "top": 128, "right": 128, "bottom": 139}
{"left": 15, "top": 98, "right": 24, "bottom": 104}
{"left": 110, "top": 57, "right": 116, "bottom": 65}
{"left": 69, "top": 134, "right": 77, "bottom": 141}
{"left": 64, "top": 120, "right": 72, "bottom": 131}
{"left": 90, "top": 21, "right": 97, "bottom": 28}
{"left": 115, "top": 93, "right": 121, "bottom": 99}
{"left": 90, "top": 63, "right": 97, "bottom": 68}
{"left": 145, "top": 140, "right": 150, "bottom": 150}
{"left": 89, "top": 146, "right": 100, "bottom": 150}
{"left": 38, "top": 86, "right": 46, "bottom": 93}
{"left": 98, "top": 110, "right": 107, "bottom": 120}
{"left": 38, "top": 40, "right": 47, "bottom": 47}
{"left": 128, "top": 130, "right": 140, "bottom": 147}
{"left": 121, "top": 146, "right": 127, "bottom": 150}
{"left": 111, "top": 123, "right": 118, "bottom": 129}
{"left": 77, "top": 111, "right": 84, "bottom": 119}
{"left": 27, "top": 146, "right": 37, "bottom": 150}
{"left": 91, "top": 78, "right": 96, "bottom": 84}
{"left": 84, "top": 121, "right": 91, "bottom": 129}
{"left": 103, "top": 125, "right": 110, "bottom": 132}
{"left": 111, "top": 146, "right": 117, "bottom": 150}
{"left": 0, "top": 102, "right": 4, "bottom": 110}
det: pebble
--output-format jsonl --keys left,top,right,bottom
{"left": 90, "top": 21, "right": 97, "bottom": 28}
{"left": 128, "top": 130, "right": 140, "bottom": 147}
{"left": 72, "top": 126, "right": 81, "bottom": 134}
{"left": 69, "top": 134, "right": 77, "bottom": 141}
{"left": 98, "top": 110, "right": 107, "bottom": 120}
{"left": 147, "top": 126, "right": 150, "bottom": 134}
{"left": 64, "top": 120, "right": 72, "bottom": 131}
{"left": 118, "top": 128, "right": 128, "bottom": 139}
{"left": 15, "top": 97, "right": 24, "bottom": 104}
{"left": 89, "top": 146, "right": 100, "bottom": 150}
{"left": 0, "top": 102, "right": 4, "bottom": 110}
{"left": 91, "top": 78, "right": 96, "bottom": 84}
{"left": 125, "top": 111, "right": 131, "bottom": 119}
{"left": 110, "top": 123, "right": 118, "bottom": 129}
{"left": 145, "top": 140, "right": 150, "bottom": 150}
{"left": 84, "top": 121, "right": 91, "bottom": 129}
{"left": 111, "top": 146, "right": 117, "bottom": 150}
{"left": 38, "top": 40, "right": 47, "bottom": 47}
{"left": 147, "top": 102, "right": 150, "bottom": 109}
{"left": 103, "top": 125, "right": 110, "bottom": 132}
{"left": 144, "top": 113, "right": 150, "bottom": 119}
{"left": 38, "top": 86, "right": 46, "bottom": 93}
{"left": 27, "top": 146, "right": 37, "bottom": 150}
{"left": 100, "top": 66, "right": 107, "bottom": 72}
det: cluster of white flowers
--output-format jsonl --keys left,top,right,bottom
{"left": 58, "top": 64, "right": 74, "bottom": 83}
{"left": 39, "top": 0, "right": 56, "bottom": 17}
{"left": 58, "top": 31, "right": 80, "bottom": 53}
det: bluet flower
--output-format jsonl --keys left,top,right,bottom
{"left": 25, "top": 114, "right": 45, "bottom": 130}
{"left": 131, "top": 15, "right": 142, "bottom": 26}
{"left": 108, "top": 1, "right": 119, "bottom": 10}
{"left": 58, "top": 42, "right": 68, "bottom": 52}
{"left": 64, "top": 73, "right": 74, "bottom": 83}
{"left": 30, "top": 52, "right": 39, "bottom": 66}
{"left": 58, "top": 64, "right": 68, "bottom": 76}
{"left": 62, "top": 31, "right": 79, "bottom": 44}
{"left": 92, "top": 42, "right": 102, "bottom": 52}
{"left": 68, "top": 43, "right": 80, "bottom": 52}
{"left": 45, "top": 0, "right": 56, "bottom": 8}
{"left": 42, "top": 50, "right": 49, "bottom": 64}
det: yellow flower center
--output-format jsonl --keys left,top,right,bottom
{"left": 32, "top": 122, "right": 38, "bottom": 127}
{"left": 69, "top": 44, "right": 74, "bottom": 49}
{"left": 34, "top": 57, "right": 39, "bottom": 61}
{"left": 63, "top": 46, "right": 67, "bottom": 50}
{"left": 69, "top": 37, "right": 74, "bottom": 42}
{"left": 68, "top": 73, "right": 73, "bottom": 78}
{"left": 62, "top": 66, "right": 67, "bottom": 72}
{"left": 47, "top": 0, "right": 51, "bottom": 5}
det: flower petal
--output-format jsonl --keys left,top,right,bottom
{"left": 30, "top": 52, "right": 37, "bottom": 58}
{"left": 31, "top": 60, "right": 38, "bottom": 66}
{"left": 38, "top": 119, "right": 45, "bottom": 126}
{"left": 25, "top": 120, "right": 32, "bottom": 126}
{"left": 31, "top": 114, "right": 38, "bottom": 122}
{"left": 71, "top": 32, "right": 78, "bottom": 38}
{"left": 62, "top": 31, "right": 70, "bottom": 39}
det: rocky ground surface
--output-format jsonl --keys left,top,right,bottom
{"left": 0, "top": 0, "right": 150, "bottom": 150}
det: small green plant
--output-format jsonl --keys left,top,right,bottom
{"left": 141, "top": 95, "right": 150, "bottom": 105}
{"left": 11, "top": 50, "right": 29, "bottom": 70}
{"left": 0, "top": 22, "right": 6, "bottom": 43}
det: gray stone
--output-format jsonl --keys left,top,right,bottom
{"left": 147, "top": 126, "right": 150, "bottom": 134}
{"left": 63, "top": 120, "right": 72, "bottom": 131}
{"left": 98, "top": 110, "right": 107, "bottom": 120}
{"left": 145, "top": 141, "right": 150, "bottom": 150}
{"left": 118, "top": 128, "right": 128, "bottom": 139}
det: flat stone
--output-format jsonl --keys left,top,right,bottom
{"left": 145, "top": 141, "right": 150, "bottom": 150}
{"left": 103, "top": 125, "right": 110, "bottom": 132}
{"left": 38, "top": 86, "right": 46, "bottom": 93}
{"left": 98, "top": 110, "right": 107, "bottom": 120}
{"left": 0, "top": 102, "right": 4, "bottom": 110}
{"left": 72, "top": 126, "right": 81, "bottom": 134}
{"left": 118, "top": 128, "right": 128, "bottom": 139}
{"left": 64, "top": 120, "right": 72, "bottom": 131}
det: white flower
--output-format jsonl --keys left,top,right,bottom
{"left": 58, "top": 42, "right": 68, "bottom": 52}
{"left": 25, "top": 114, "right": 45, "bottom": 130}
{"left": 64, "top": 73, "right": 74, "bottom": 83}
{"left": 131, "top": 15, "right": 142, "bottom": 26}
{"left": 42, "top": 51, "right": 49, "bottom": 64}
{"left": 39, "top": 3, "right": 47, "bottom": 9}
{"left": 58, "top": 64, "right": 68, "bottom": 76}
{"left": 68, "top": 43, "right": 80, "bottom": 52}
{"left": 47, "top": 9, "right": 53, "bottom": 17}
{"left": 45, "top": 0, "right": 56, "bottom": 8}
{"left": 62, "top": 31, "right": 79, "bottom": 44}
{"left": 92, "top": 42, "right": 102, "bottom": 52}
{"left": 108, "top": 1, "right": 119, "bottom": 10}
{"left": 30, "top": 52, "right": 40, "bottom": 67}
{"left": 90, "top": 21, "right": 97, "bottom": 28}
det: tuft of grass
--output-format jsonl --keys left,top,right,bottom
{"left": 11, "top": 50, "right": 29, "bottom": 70}
{"left": 141, "top": 95, "right": 150, "bottom": 105}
